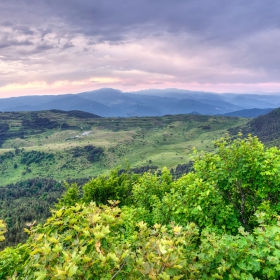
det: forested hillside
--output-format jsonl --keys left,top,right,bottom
{"left": 1, "top": 135, "right": 280, "bottom": 279}
{"left": 230, "top": 107, "right": 280, "bottom": 146}
{"left": 0, "top": 178, "right": 92, "bottom": 250}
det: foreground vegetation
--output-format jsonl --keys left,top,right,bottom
{"left": 1, "top": 134, "right": 280, "bottom": 279}
{"left": 0, "top": 110, "right": 247, "bottom": 185}
{"left": 0, "top": 163, "right": 191, "bottom": 250}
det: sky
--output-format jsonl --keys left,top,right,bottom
{"left": 1, "top": 0, "right": 280, "bottom": 97}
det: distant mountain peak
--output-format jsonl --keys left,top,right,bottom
{"left": 1, "top": 88, "right": 280, "bottom": 117}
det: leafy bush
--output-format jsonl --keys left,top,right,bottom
{"left": 15, "top": 202, "right": 199, "bottom": 279}
{"left": 70, "top": 145, "right": 104, "bottom": 162}
{"left": 21, "top": 151, "right": 54, "bottom": 165}
{"left": 82, "top": 167, "right": 139, "bottom": 206}
{"left": 0, "top": 151, "right": 15, "bottom": 163}
{"left": 192, "top": 134, "right": 280, "bottom": 231}
{"left": 0, "top": 220, "right": 6, "bottom": 242}
{"left": 2, "top": 135, "right": 280, "bottom": 279}
{"left": 130, "top": 134, "right": 280, "bottom": 233}
{"left": 0, "top": 244, "right": 29, "bottom": 279}
{"left": 3, "top": 205, "right": 280, "bottom": 279}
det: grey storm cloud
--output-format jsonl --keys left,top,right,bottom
{"left": 39, "top": 0, "right": 280, "bottom": 43}
{"left": 0, "top": 36, "right": 33, "bottom": 49}
{"left": 1, "top": 0, "right": 280, "bottom": 44}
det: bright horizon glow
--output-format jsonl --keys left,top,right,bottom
{"left": 1, "top": 81, "right": 280, "bottom": 98}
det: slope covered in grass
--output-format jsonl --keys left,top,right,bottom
{"left": 0, "top": 111, "right": 247, "bottom": 185}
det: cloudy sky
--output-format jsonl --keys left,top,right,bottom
{"left": 1, "top": 0, "right": 280, "bottom": 97}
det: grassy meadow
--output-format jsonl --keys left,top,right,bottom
{"left": 0, "top": 111, "right": 248, "bottom": 185}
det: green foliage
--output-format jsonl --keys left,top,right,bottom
{"left": 170, "top": 161, "right": 194, "bottom": 179}
{"left": 0, "top": 244, "right": 29, "bottom": 279}
{"left": 139, "top": 134, "right": 280, "bottom": 233}
{"left": 0, "top": 151, "right": 15, "bottom": 162}
{"left": 193, "top": 134, "right": 280, "bottom": 231}
{"left": 70, "top": 145, "right": 104, "bottom": 163}
{"left": 16, "top": 202, "right": 199, "bottom": 279}
{"left": 132, "top": 167, "right": 172, "bottom": 210}
{"left": 194, "top": 217, "right": 280, "bottom": 279}
{"left": 55, "top": 182, "right": 80, "bottom": 208}
{"left": 3, "top": 205, "right": 280, "bottom": 279}
{"left": 2, "top": 135, "right": 280, "bottom": 279}
{"left": 0, "top": 220, "right": 7, "bottom": 242}
{"left": 22, "top": 202, "right": 127, "bottom": 279}
{"left": 21, "top": 151, "right": 54, "bottom": 165}
{"left": 84, "top": 145, "right": 104, "bottom": 162}
{"left": 22, "top": 113, "right": 59, "bottom": 130}
{"left": 82, "top": 167, "right": 139, "bottom": 206}
{"left": 131, "top": 167, "right": 174, "bottom": 224}
{"left": 148, "top": 173, "right": 240, "bottom": 231}
{"left": 55, "top": 135, "right": 280, "bottom": 232}
{"left": 0, "top": 178, "right": 88, "bottom": 249}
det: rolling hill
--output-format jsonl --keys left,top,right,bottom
{"left": 0, "top": 110, "right": 247, "bottom": 186}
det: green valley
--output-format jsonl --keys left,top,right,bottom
{"left": 2, "top": 109, "right": 280, "bottom": 279}
{"left": 0, "top": 110, "right": 247, "bottom": 185}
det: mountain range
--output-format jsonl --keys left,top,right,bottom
{"left": 1, "top": 88, "right": 280, "bottom": 118}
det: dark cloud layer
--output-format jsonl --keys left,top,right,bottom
{"left": 0, "top": 1, "right": 275, "bottom": 44}
{"left": 2, "top": 1, "right": 280, "bottom": 43}
{"left": 43, "top": 0, "right": 280, "bottom": 42}
{"left": 0, "top": 0, "right": 280, "bottom": 96}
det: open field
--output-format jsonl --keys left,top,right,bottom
{"left": 0, "top": 111, "right": 248, "bottom": 185}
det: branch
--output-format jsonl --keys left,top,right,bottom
{"left": 111, "top": 261, "right": 126, "bottom": 280}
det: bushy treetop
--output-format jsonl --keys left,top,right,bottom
{"left": 1, "top": 135, "right": 280, "bottom": 279}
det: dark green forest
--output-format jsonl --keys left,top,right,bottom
{"left": 1, "top": 134, "right": 280, "bottom": 279}
{"left": 0, "top": 178, "right": 91, "bottom": 250}
{"left": 229, "top": 107, "right": 280, "bottom": 147}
